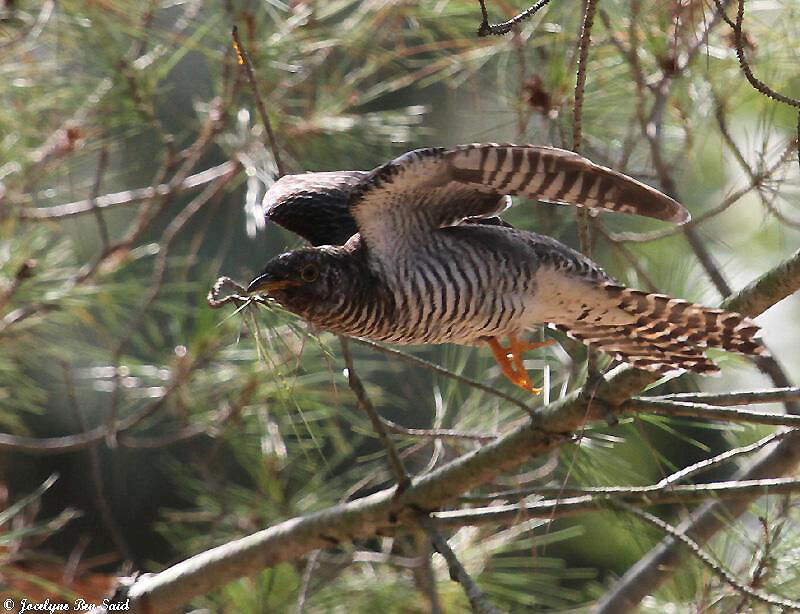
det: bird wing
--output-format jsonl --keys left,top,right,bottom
{"left": 446, "top": 144, "right": 689, "bottom": 223}
{"left": 348, "top": 144, "right": 689, "bottom": 257}
{"left": 264, "top": 171, "right": 367, "bottom": 246}
{"left": 348, "top": 147, "right": 511, "bottom": 256}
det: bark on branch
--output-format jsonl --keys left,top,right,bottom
{"left": 93, "top": 246, "right": 800, "bottom": 613}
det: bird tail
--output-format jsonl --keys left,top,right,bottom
{"left": 553, "top": 284, "right": 767, "bottom": 374}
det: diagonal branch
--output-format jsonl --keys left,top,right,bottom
{"left": 231, "top": 25, "right": 285, "bottom": 177}
{"left": 616, "top": 502, "right": 800, "bottom": 610}
{"left": 437, "top": 477, "right": 800, "bottom": 526}
{"left": 595, "top": 247, "right": 800, "bottom": 612}
{"left": 89, "top": 226, "right": 800, "bottom": 614}
{"left": 418, "top": 515, "right": 503, "bottom": 614}
{"left": 19, "top": 161, "right": 240, "bottom": 220}
{"left": 339, "top": 336, "right": 411, "bottom": 491}
{"left": 622, "top": 397, "right": 800, "bottom": 428}
{"left": 476, "top": 0, "right": 554, "bottom": 37}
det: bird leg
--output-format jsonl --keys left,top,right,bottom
{"left": 487, "top": 334, "right": 554, "bottom": 394}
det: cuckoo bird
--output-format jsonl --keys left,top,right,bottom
{"left": 249, "top": 144, "right": 764, "bottom": 393}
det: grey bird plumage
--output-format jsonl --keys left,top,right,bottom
{"left": 251, "top": 144, "right": 764, "bottom": 378}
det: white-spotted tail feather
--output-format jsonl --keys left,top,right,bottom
{"left": 555, "top": 283, "right": 766, "bottom": 374}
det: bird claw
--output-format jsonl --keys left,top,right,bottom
{"left": 487, "top": 334, "right": 553, "bottom": 395}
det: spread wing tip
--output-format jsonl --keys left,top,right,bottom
{"left": 446, "top": 143, "right": 692, "bottom": 224}
{"left": 670, "top": 202, "right": 692, "bottom": 224}
{"left": 650, "top": 190, "right": 690, "bottom": 224}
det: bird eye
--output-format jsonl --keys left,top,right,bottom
{"left": 300, "top": 264, "right": 319, "bottom": 282}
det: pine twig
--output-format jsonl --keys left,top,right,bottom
{"left": 350, "top": 338, "right": 533, "bottom": 414}
{"left": 623, "top": 397, "right": 800, "bottom": 428}
{"left": 572, "top": 0, "right": 598, "bottom": 374}
{"left": 437, "top": 477, "right": 800, "bottom": 526}
{"left": 462, "top": 430, "right": 786, "bottom": 503}
{"left": 418, "top": 515, "right": 503, "bottom": 614}
{"left": 476, "top": 0, "right": 553, "bottom": 37}
{"left": 615, "top": 502, "right": 800, "bottom": 611}
{"left": 20, "top": 161, "right": 239, "bottom": 220}
{"left": 231, "top": 25, "right": 285, "bottom": 177}
{"left": 380, "top": 418, "right": 498, "bottom": 443}
{"left": 86, "top": 249, "right": 800, "bottom": 614}
{"left": 653, "top": 387, "right": 800, "bottom": 406}
{"left": 339, "top": 337, "right": 411, "bottom": 492}
{"left": 572, "top": 0, "right": 597, "bottom": 257}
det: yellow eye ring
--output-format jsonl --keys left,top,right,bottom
{"left": 300, "top": 264, "right": 319, "bottom": 282}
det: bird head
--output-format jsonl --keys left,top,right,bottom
{"left": 247, "top": 246, "right": 355, "bottom": 320}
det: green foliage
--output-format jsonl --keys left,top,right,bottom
{"left": 1, "top": 0, "right": 799, "bottom": 611}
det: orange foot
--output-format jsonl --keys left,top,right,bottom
{"left": 487, "top": 334, "right": 554, "bottom": 394}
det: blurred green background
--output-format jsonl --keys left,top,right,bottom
{"left": 1, "top": 0, "right": 799, "bottom": 611}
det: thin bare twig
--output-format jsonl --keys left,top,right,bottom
{"left": 350, "top": 338, "right": 533, "bottom": 414}
{"left": 339, "top": 337, "right": 411, "bottom": 492}
{"left": 476, "top": 0, "right": 553, "bottom": 37}
{"left": 572, "top": 0, "right": 598, "bottom": 377}
{"left": 572, "top": 0, "right": 597, "bottom": 256}
{"left": 624, "top": 397, "right": 800, "bottom": 428}
{"left": 231, "top": 25, "right": 285, "bottom": 177}
{"left": 62, "top": 362, "right": 133, "bottom": 562}
{"left": 712, "top": 0, "right": 800, "bottom": 110}
{"left": 380, "top": 418, "right": 497, "bottom": 443}
{"left": 463, "top": 430, "right": 786, "bottom": 503}
{"left": 571, "top": 0, "right": 596, "bottom": 159}
{"left": 20, "top": 161, "right": 239, "bottom": 220}
{"left": 418, "top": 515, "right": 503, "bottom": 614}
{"left": 543, "top": 476, "right": 800, "bottom": 500}
{"left": 654, "top": 387, "right": 800, "bottom": 406}
{"left": 295, "top": 550, "right": 320, "bottom": 614}
{"left": 616, "top": 502, "right": 800, "bottom": 610}
{"left": 439, "top": 477, "right": 800, "bottom": 526}
{"left": 88, "top": 146, "right": 111, "bottom": 249}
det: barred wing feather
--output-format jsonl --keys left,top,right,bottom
{"left": 446, "top": 144, "right": 690, "bottom": 223}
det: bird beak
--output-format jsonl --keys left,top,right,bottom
{"left": 247, "top": 274, "right": 300, "bottom": 295}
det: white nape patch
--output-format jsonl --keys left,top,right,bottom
{"left": 522, "top": 266, "right": 636, "bottom": 327}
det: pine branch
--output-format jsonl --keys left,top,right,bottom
{"left": 19, "top": 161, "right": 239, "bottom": 220}
{"left": 622, "top": 397, "right": 800, "bottom": 428}
{"left": 595, "top": 252, "right": 800, "bottom": 613}
{"left": 437, "top": 477, "right": 800, "bottom": 526}
{"left": 418, "top": 515, "right": 503, "bottom": 614}
{"left": 85, "top": 240, "right": 800, "bottom": 614}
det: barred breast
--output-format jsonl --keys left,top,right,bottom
{"left": 370, "top": 226, "right": 569, "bottom": 345}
